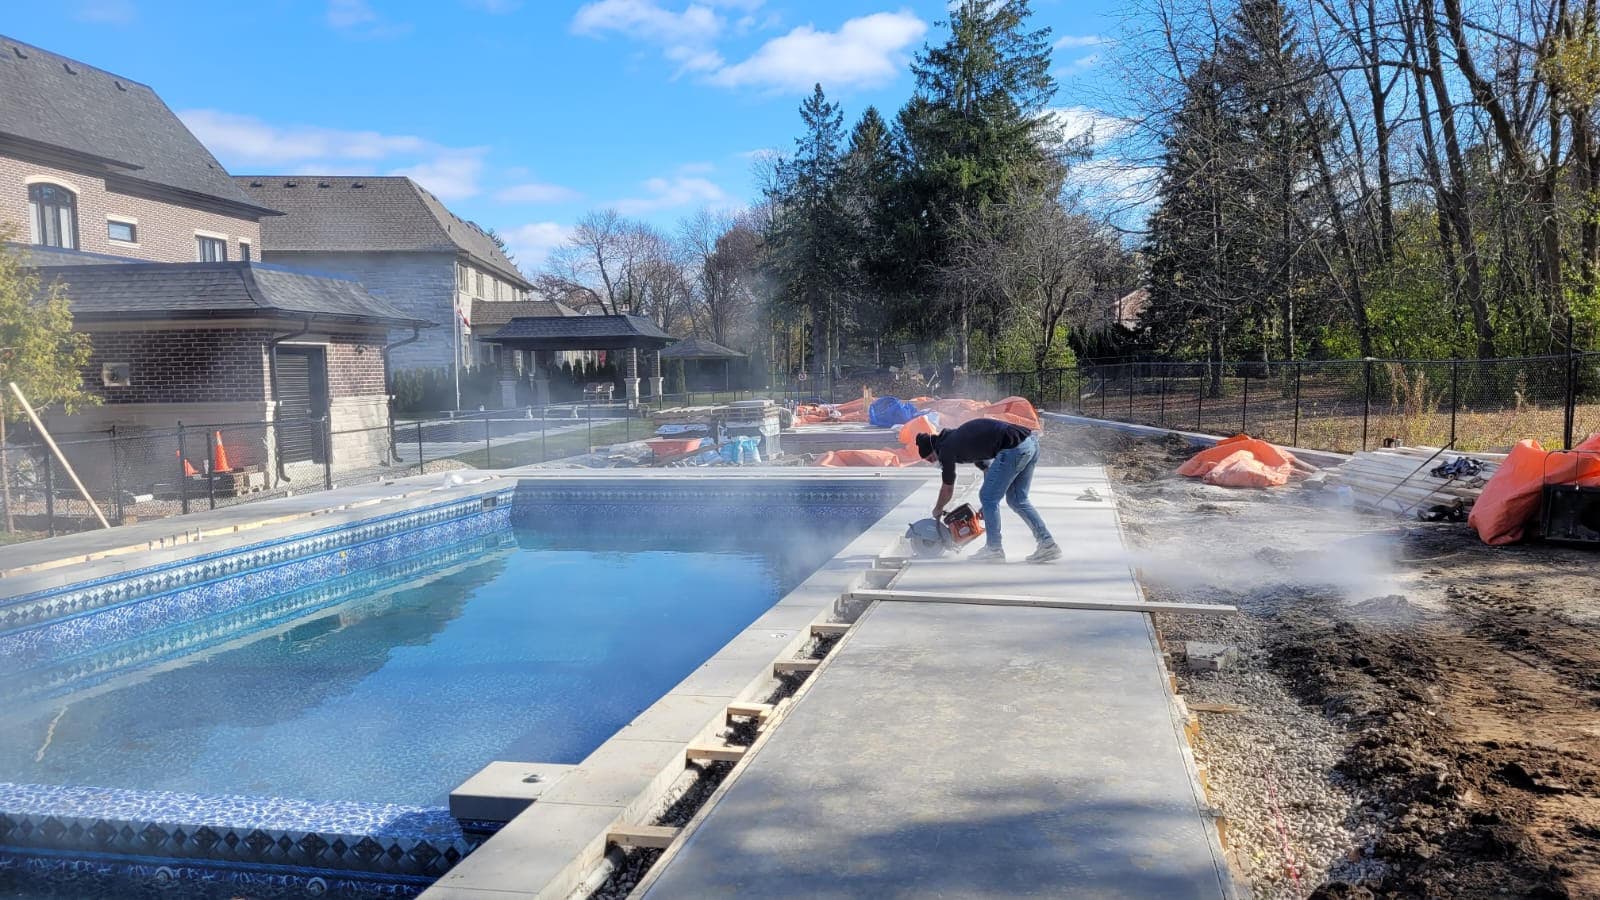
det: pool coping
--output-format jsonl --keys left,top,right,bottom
{"left": 420, "top": 470, "right": 945, "bottom": 900}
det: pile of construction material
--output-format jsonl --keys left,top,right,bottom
{"left": 1318, "top": 446, "right": 1506, "bottom": 515}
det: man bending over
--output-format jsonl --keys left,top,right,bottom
{"left": 915, "top": 419, "right": 1060, "bottom": 563}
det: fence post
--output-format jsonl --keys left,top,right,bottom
{"left": 484, "top": 412, "right": 493, "bottom": 468}
{"left": 1362, "top": 359, "right": 1373, "bottom": 452}
{"left": 1241, "top": 370, "right": 1250, "bottom": 435}
{"left": 1076, "top": 374, "right": 1083, "bottom": 414}
{"left": 1450, "top": 359, "right": 1460, "bottom": 448}
{"left": 587, "top": 402, "right": 593, "bottom": 453}
{"left": 1564, "top": 316, "right": 1577, "bottom": 451}
{"left": 42, "top": 450, "right": 55, "bottom": 537}
{"left": 1127, "top": 367, "right": 1135, "bottom": 420}
{"left": 177, "top": 421, "right": 189, "bottom": 515}
{"left": 1196, "top": 371, "right": 1204, "bottom": 431}
{"left": 416, "top": 421, "right": 425, "bottom": 475}
{"left": 541, "top": 405, "right": 547, "bottom": 462}
{"left": 1292, "top": 363, "right": 1302, "bottom": 448}
{"left": 1100, "top": 368, "right": 1108, "bottom": 418}
{"left": 1158, "top": 367, "right": 1167, "bottom": 426}
{"left": 109, "top": 426, "right": 124, "bottom": 525}
{"left": 205, "top": 459, "right": 216, "bottom": 511}
{"left": 322, "top": 414, "right": 333, "bottom": 491}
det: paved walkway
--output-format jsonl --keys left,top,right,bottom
{"left": 639, "top": 466, "right": 1236, "bottom": 899}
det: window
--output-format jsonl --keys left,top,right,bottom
{"left": 107, "top": 220, "right": 137, "bottom": 243}
{"left": 457, "top": 265, "right": 467, "bottom": 290}
{"left": 474, "top": 271, "right": 483, "bottom": 297}
{"left": 197, "top": 236, "right": 227, "bottom": 262}
{"left": 240, "top": 241, "right": 252, "bottom": 262}
{"left": 28, "top": 183, "right": 77, "bottom": 249}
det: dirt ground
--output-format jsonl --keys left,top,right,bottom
{"left": 1036, "top": 425, "right": 1600, "bottom": 899}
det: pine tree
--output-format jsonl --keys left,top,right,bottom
{"left": 896, "top": 0, "right": 1063, "bottom": 365}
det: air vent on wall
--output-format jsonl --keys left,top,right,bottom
{"left": 12, "top": 47, "right": 27, "bottom": 59}
{"left": 62, "top": 62, "right": 75, "bottom": 74}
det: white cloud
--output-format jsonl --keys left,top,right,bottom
{"left": 495, "top": 182, "right": 583, "bottom": 204}
{"left": 615, "top": 172, "right": 732, "bottom": 214}
{"left": 1069, "top": 53, "right": 1101, "bottom": 71}
{"left": 180, "top": 110, "right": 436, "bottom": 165}
{"left": 502, "top": 222, "right": 573, "bottom": 268}
{"left": 709, "top": 11, "right": 926, "bottom": 91}
{"left": 1045, "top": 106, "right": 1132, "bottom": 145}
{"left": 390, "top": 154, "right": 486, "bottom": 201}
{"left": 572, "top": 0, "right": 723, "bottom": 45}
{"left": 1054, "top": 34, "right": 1106, "bottom": 50}
{"left": 74, "top": 0, "right": 135, "bottom": 24}
{"left": 463, "top": 0, "right": 522, "bottom": 11}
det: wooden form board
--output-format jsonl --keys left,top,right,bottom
{"left": 608, "top": 824, "right": 682, "bottom": 849}
{"left": 846, "top": 589, "right": 1238, "bottom": 616}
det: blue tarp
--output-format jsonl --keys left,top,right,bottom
{"left": 869, "top": 396, "right": 918, "bottom": 427}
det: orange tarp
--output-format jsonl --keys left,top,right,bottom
{"left": 793, "top": 397, "right": 870, "bottom": 425}
{"left": 1176, "top": 434, "right": 1298, "bottom": 488}
{"left": 817, "top": 447, "right": 925, "bottom": 468}
{"left": 1468, "top": 434, "right": 1600, "bottom": 545}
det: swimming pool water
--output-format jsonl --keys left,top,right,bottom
{"left": 0, "top": 526, "right": 838, "bottom": 808}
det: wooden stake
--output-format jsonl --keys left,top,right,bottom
{"left": 608, "top": 824, "right": 680, "bottom": 850}
{"left": 773, "top": 659, "right": 821, "bottom": 675}
{"left": 8, "top": 383, "right": 109, "bottom": 529}
{"left": 685, "top": 744, "right": 746, "bottom": 763}
{"left": 809, "top": 622, "right": 850, "bottom": 638}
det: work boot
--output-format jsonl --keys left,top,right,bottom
{"left": 970, "top": 545, "right": 1006, "bottom": 563}
{"left": 1026, "top": 541, "right": 1062, "bottom": 564}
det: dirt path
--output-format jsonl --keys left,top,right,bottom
{"left": 1037, "top": 425, "right": 1600, "bottom": 899}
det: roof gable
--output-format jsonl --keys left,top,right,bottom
{"left": 237, "top": 176, "right": 529, "bottom": 288}
{"left": 0, "top": 35, "right": 271, "bottom": 214}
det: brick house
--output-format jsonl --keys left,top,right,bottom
{"left": 236, "top": 176, "right": 532, "bottom": 377}
{"left": 0, "top": 34, "right": 277, "bottom": 264}
{"left": 32, "top": 262, "right": 425, "bottom": 491}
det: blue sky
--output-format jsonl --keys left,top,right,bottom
{"left": 5, "top": 0, "right": 1124, "bottom": 269}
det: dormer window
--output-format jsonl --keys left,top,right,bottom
{"left": 28, "top": 183, "right": 77, "bottom": 249}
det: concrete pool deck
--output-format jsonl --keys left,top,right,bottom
{"left": 633, "top": 465, "right": 1238, "bottom": 899}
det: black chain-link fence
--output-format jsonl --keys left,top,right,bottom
{"left": 969, "top": 353, "right": 1600, "bottom": 454}
{"left": 0, "top": 398, "right": 724, "bottom": 542}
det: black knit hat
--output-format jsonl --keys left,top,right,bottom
{"left": 915, "top": 432, "right": 936, "bottom": 460}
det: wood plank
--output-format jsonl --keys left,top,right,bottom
{"left": 773, "top": 659, "right": 821, "bottom": 675}
{"left": 686, "top": 744, "right": 747, "bottom": 763}
{"left": 725, "top": 702, "right": 773, "bottom": 722}
{"left": 608, "top": 824, "right": 681, "bottom": 849}
{"left": 809, "top": 622, "right": 851, "bottom": 638}
{"left": 1188, "top": 702, "right": 1244, "bottom": 714}
{"left": 846, "top": 589, "right": 1238, "bottom": 616}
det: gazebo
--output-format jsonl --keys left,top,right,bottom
{"left": 659, "top": 337, "right": 747, "bottom": 393}
{"left": 484, "top": 314, "right": 676, "bottom": 405}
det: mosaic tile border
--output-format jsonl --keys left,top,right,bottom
{"left": 0, "top": 490, "right": 514, "bottom": 633}
{"left": 0, "top": 783, "right": 478, "bottom": 880}
{"left": 0, "top": 506, "right": 513, "bottom": 676}
{"left": 3, "top": 847, "right": 431, "bottom": 896}
{"left": 8, "top": 530, "right": 516, "bottom": 705}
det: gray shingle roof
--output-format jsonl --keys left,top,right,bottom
{"left": 658, "top": 336, "right": 746, "bottom": 359}
{"left": 33, "top": 262, "right": 427, "bottom": 326}
{"left": 236, "top": 176, "right": 529, "bottom": 288}
{"left": 0, "top": 35, "right": 274, "bottom": 214}
{"left": 488, "top": 314, "right": 676, "bottom": 350}
{"left": 470, "top": 299, "right": 578, "bottom": 328}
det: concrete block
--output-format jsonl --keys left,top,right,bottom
{"left": 538, "top": 738, "right": 686, "bottom": 813}
{"left": 425, "top": 801, "right": 619, "bottom": 898}
{"left": 448, "top": 761, "right": 577, "bottom": 823}
{"left": 1183, "top": 641, "right": 1240, "bottom": 673}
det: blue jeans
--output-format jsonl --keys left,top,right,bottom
{"left": 979, "top": 433, "right": 1052, "bottom": 550}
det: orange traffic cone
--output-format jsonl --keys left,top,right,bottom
{"left": 212, "top": 431, "right": 232, "bottom": 472}
{"left": 176, "top": 449, "right": 198, "bottom": 477}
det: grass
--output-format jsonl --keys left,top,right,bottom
{"left": 447, "top": 419, "right": 644, "bottom": 468}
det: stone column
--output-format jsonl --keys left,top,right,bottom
{"left": 650, "top": 350, "right": 665, "bottom": 398}
{"left": 531, "top": 351, "right": 551, "bottom": 406}
{"left": 624, "top": 347, "right": 641, "bottom": 407}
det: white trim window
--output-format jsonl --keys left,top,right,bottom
{"left": 107, "top": 218, "right": 138, "bottom": 244}
{"left": 28, "top": 183, "right": 77, "bottom": 249}
{"left": 197, "top": 235, "right": 228, "bottom": 262}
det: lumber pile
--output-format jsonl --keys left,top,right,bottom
{"left": 1321, "top": 446, "right": 1506, "bottom": 515}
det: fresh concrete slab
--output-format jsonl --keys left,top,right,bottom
{"left": 638, "top": 466, "right": 1234, "bottom": 899}
{"left": 641, "top": 600, "right": 1233, "bottom": 899}
{"left": 449, "top": 762, "right": 578, "bottom": 823}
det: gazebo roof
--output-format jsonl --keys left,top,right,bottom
{"left": 658, "top": 337, "right": 746, "bottom": 360}
{"left": 486, "top": 314, "right": 676, "bottom": 351}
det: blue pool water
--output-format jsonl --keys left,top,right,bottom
{"left": 0, "top": 526, "right": 837, "bottom": 809}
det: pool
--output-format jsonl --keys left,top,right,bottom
{"left": 0, "top": 475, "right": 914, "bottom": 896}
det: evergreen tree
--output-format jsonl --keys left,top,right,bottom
{"left": 765, "top": 84, "right": 852, "bottom": 381}
{"left": 896, "top": 0, "right": 1063, "bottom": 365}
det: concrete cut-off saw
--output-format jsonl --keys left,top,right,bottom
{"left": 905, "top": 503, "right": 985, "bottom": 557}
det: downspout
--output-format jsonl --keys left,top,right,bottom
{"left": 266, "top": 317, "right": 313, "bottom": 486}
{"left": 382, "top": 325, "right": 423, "bottom": 465}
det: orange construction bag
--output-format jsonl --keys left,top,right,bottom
{"left": 1469, "top": 435, "right": 1600, "bottom": 545}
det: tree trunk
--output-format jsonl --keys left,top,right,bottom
{"left": 809, "top": 302, "right": 826, "bottom": 387}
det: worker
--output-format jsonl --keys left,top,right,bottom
{"left": 916, "top": 419, "right": 1060, "bottom": 563}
